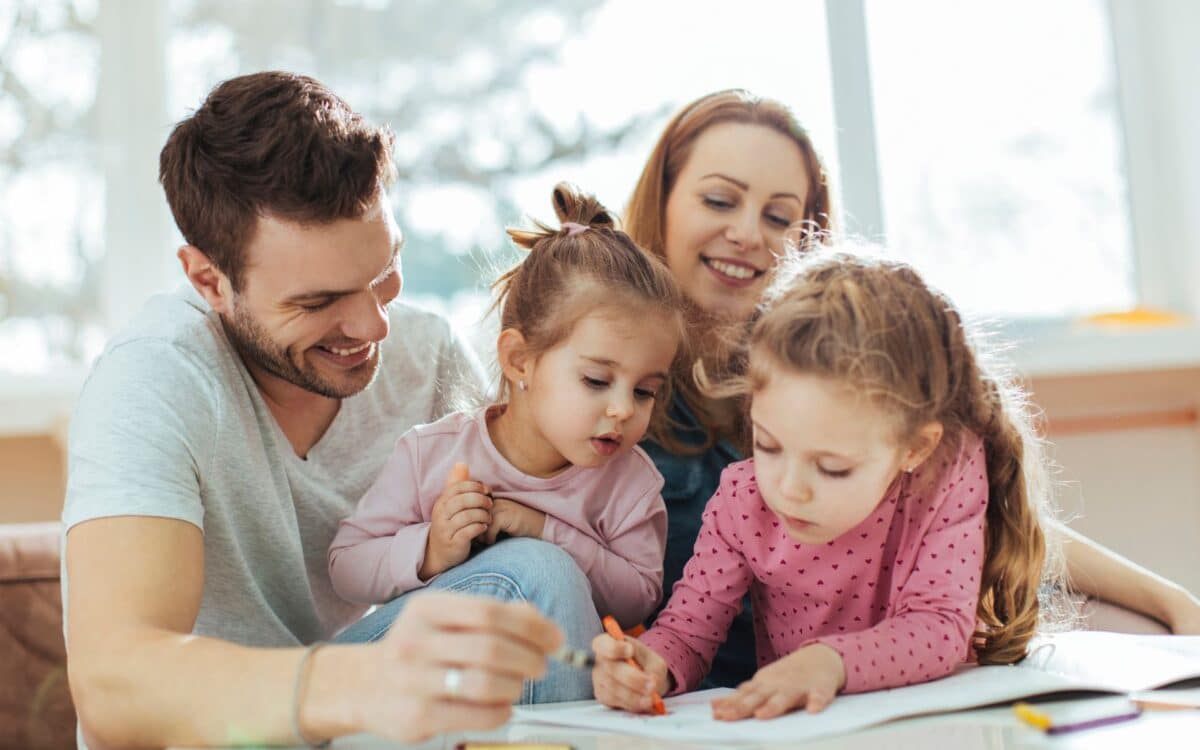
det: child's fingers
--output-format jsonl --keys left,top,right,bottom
{"left": 804, "top": 687, "right": 836, "bottom": 714}
{"left": 713, "top": 683, "right": 768, "bottom": 721}
{"left": 593, "top": 666, "right": 656, "bottom": 713}
{"left": 449, "top": 522, "right": 488, "bottom": 548}
{"left": 483, "top": 515, "right": 505, "bottom": 544}
{"left": 590, "top": 633, "right": 634, "bottom": 661}
{"left": 609, "top": 659, "right": 658, "bottom": 697}
{"left": 445, "top": 481, "right": 491, "bottom": 499}
{"left": 448, "top": 513, "right": 491, "bottom": 546}
{"left": 447, "top": 507, "right": 491, "bottom": 531}
{"left": 438, "top": 490, "right": 493, "bottom": 520}
{"left": 753, "top": 690, "right": 799, "bottom": 720}
{"left": 444, "top": 462, "right": 471, "bottom": 487}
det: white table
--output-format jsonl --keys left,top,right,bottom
{"left": 316, "top": 698, "right": 1200, "bottom": 750}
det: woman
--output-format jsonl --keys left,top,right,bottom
{"left": 626, "top": 89, "right": 1200, "bottom": 687}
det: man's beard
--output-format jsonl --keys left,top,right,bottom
{"left": 223, "top": 302, "right": 380, "bottom": 399}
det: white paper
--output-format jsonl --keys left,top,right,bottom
{"left": 514, "top": 632, "right": 1200, "bottom": 744}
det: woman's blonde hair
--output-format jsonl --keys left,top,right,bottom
{"left": 705, "top": 249, "right": 1062, "bottom": 665}
{"left": 492, "top": 182, "right": 687, "bottom": 403}
{"left": 624, "top": 89, "right": 833, "bottom": 452}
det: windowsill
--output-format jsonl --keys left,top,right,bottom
{"left": 1002, "top": 318, "right": 1200, "bottom": 379}
{"left": 3, "top": 321, "right": 1200, "bottom": 436}
{"left": 0, "top": 368, "right": 89, "bottom": 438}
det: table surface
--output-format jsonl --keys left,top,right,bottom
{"left": 225, "top": 698, "right": 1198, "bottom": 750}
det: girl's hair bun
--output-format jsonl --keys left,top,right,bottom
{"left": 552, "top": 182, "right": 615, "bottom": 230}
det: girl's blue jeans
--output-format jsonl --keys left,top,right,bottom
{"left": 334, "top": 537, "right": 601, "bottom": 703}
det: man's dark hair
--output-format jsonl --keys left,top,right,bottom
{"left": 159, "top": 71, "right": 396, "bottom": 290}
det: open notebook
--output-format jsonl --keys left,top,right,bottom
{"left": 515, "top": 631, "right": 1200, "bottom": 744}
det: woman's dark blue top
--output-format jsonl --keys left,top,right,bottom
{"left": 640, "top": 395, "right": 756, "bottom": 688}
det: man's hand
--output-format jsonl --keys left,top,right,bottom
{"left": 590, "top": 632, "right": 671, "bottom": 714}
{"left": 483, "top": 497, "right": 546, "bottom": 544}
{"left": 420, "top": 463, "right": 492, "bottom": 580}
{"left": 710, "top": 643, "right": 846, "bottom": 720}
{"left": 311, "top": 592, "right": 563, "bottom": 744}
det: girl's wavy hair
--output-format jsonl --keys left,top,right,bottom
{"left": 701, "top": 248, "right": 1065, "bottom": 665}
{"left": 491, "top": 182, "right": 687, "bottom": 404}
{"left": 623, "top": 89, "right": 834, "bottom": 454}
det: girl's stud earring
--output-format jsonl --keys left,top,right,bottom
{"left": 518, "top": 380, "right": 527, "bottom": 392}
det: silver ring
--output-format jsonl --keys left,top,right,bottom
{"left": 443, "top": 667, "right": 464, "bottom": 697}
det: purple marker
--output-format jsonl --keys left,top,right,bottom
{"left": 1046, "top": 706, "right": 1143, "bottom": 735}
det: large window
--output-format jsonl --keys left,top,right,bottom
{"left": 5, "top": 0, "right": 1196, "bottom": 428}
{"left": 863, "top": 0, "right": 1134, "bottom": 318}
{"left": 164, "top": 0, "right": 835, "bottom": 334}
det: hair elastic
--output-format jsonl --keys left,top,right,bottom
{"left": 562, "top": 222, "right": 589, "bottom": 237}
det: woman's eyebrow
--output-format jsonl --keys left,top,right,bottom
{"left": 700, "top": 173, "right": 802, "bottom": 203}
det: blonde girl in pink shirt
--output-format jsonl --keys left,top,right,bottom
{"left": 329, "top": 184, "right": 686, "bottom": 702}
{"left": 592, "top": 249, "right": 1060, "bottom": 718}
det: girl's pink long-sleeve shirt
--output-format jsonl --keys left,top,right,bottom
{"left": 640, "top": 433, "right": 988, "bottom": 695}
{"left": 328, "top": 406, "right": 667, "bottom": 627}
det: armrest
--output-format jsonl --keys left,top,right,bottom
{"left": 0, "top": 521, "right": 76, "bottom": 749}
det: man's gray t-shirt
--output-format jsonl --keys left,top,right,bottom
{"left": 61, "top": 288, "right": 484, "bottom": 648}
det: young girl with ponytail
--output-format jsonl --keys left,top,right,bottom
{"left": 592, "top": 249, "right": 1060, "bottom": 718}
{"left": 328, "top": 183, "right": 685, "bottom": 701}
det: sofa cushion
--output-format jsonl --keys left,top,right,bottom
{"left": 0, "top": 522, "right": 75, "bottom": 749}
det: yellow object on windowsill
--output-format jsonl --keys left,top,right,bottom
{"left": 1081, "top": 307, "right": 1189, "bottom": 329}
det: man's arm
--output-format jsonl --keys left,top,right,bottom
{"left": 67, "top": 516, "right": 563, "bottom": 749}
{"left": 67, "top": 516, "right": 343, "bottom": 748}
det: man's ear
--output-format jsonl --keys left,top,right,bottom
{"left": 902, "top": 421, "right": 944, "bottom": 473}
{"left": 496, "top": 328, "right": 532, "bottom": 388}
{"left": 177, "top": 245, "right": 234, "bottom": 315}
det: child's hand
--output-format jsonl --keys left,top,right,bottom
{"left": 483, "top": 497, "right": 546, "bottom": 543}
{"left": 590, "top": 632, "right": 671, "bottom": 714}
{"left": 419, "top": 463, "right": 492, "bottom": 580}
{"left": 711, "top": 643, "right": 846, "bottom": 721}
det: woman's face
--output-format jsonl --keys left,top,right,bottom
{"left": 663, "top": 123, "right": 810, "bottom": 321}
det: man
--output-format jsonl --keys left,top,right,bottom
{"left": 63, "top": 71, "right": 573, "bottom": 749}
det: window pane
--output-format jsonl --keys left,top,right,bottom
{"left": 865, "top": 0, "right": 1134, "bottom": 318}
{"left": 0, "top": 0, "right": 106, "bottom": 374}
{"left": 167, "top": 0, "right": 835, "bottom": 340}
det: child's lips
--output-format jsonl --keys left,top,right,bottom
{"left": 589, "top": 434, "right": 622, "bottom": 457}
{"left": 783, "top": 515, "right": 815, "bottom": 533}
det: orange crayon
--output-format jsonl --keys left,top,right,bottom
{"left": 602, "top": 615, "right": 666, "bottom": 715}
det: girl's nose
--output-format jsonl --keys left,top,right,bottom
{"left": 606, "top": 395, "right": 634, "bottom": 421}
{"left": 780, "top": 467, "right": 813, "bottom": 504}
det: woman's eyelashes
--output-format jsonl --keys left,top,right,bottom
{"left": 701, "top": 194, "right": 794, "bottom": 228}
{"left": 702, "top": 194, "right": 735, "bottom": 211}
